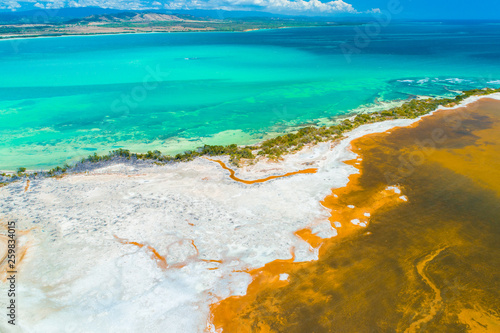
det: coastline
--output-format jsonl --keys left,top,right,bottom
{"left": 0, "top": 117, "right": 419, "bottom": 332}
{"left": 2, "top": 94, "right": 500, "bottom": 331}
{"left": 1, "top": 13, "right": 500, "bottom": 331}
{"left": 2, "top": 88, "right": 498, "bottom": 176}
{"left": 209, "top": 95, "right": 500, "bottom": 332}
{"left": 0, "top": 24, "right": 324, "bottom": 42}
{"left": 0, "top": 29, "right": 247, "bottom": 42}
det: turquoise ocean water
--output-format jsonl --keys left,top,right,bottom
{"left": 1, "top": 21, "right": 500, "bottom": 170}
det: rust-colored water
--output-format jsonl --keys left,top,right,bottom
{"left": 210, "top": 99, "right": 500, "bottom": 332}
{"left": 206, "top": 158, "right": 317, "bottom": 184}
{"left": 114, "top": 235, "right": 169, "bottom": 270}
{"left": 114, "top": 235, "right": 225, "bottom": 271}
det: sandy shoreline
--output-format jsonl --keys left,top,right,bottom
{"left": 0, "top": 25, "right": 301, "bottom": 42}
{"left": 0, "top": 93, "right": 499, "bottom": 332}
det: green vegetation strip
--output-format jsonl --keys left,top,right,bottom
{"left": 2, "top": 88, "right": 499, "bottom": 185}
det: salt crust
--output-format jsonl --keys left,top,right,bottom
{"left": 1, "top": 94, "right": 498, "bottom": 332}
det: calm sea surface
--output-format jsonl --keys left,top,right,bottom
{"left": 1, "top": 21, "right": 500, "bottom": 169}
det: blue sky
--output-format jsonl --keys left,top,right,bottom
{"left": 349, "top": 0, "right": 500, "bottom": 19}
{"left": 1, "top": 0, "right": 500, "bottom": 19}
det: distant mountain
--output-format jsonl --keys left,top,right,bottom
{"left": 65, "top": 12, "right": 200, "bottom": 25}
{"left": 0, "top": 6, "right": 349, "bottom": 40}
{"left": 0, "top": 6, "right": 326, "bottom": 24}
{"left": 0, "top": 7, "right": 124, "bottom": 23}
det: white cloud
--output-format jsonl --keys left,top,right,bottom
{"left": 367, "top": 7, "right": 381, "bottom": 13}
{"left": 263, "top": 0, "right": 358, "bottom": 13}
{"left": 67, "top": 0, "right": 82, "bottom": 7}
{"left": 0, "top": 0, "right": 22, "bottom": 11}
{"left": 5, "top": 0, "right": 379, "bottom": 15}
{"left": 162, "top": 0, "right": 365, "bottom": 13}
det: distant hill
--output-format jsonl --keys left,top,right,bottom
{"left": 0, "top": 7, "right": 124, "bottom": 23}
{"left": 0, "top": 6, "right": 328, "bottom": 24}
{"left": 65, "top": 12, "right": 203, "bottom": 25}
{"left": 0, "top": 7, "right": 345, "bottom": 40}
